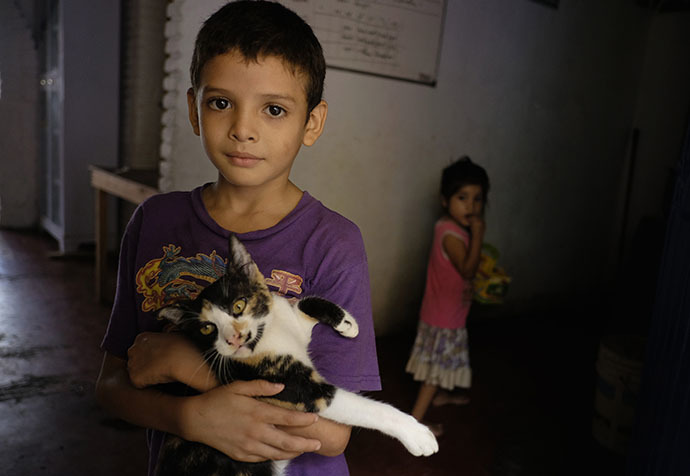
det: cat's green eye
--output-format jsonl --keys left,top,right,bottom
{"left": 232, "top": 298, "right": 247, "bottom": 315}
{"left": 199, "top": 324, "right": 215, "bottom": 336}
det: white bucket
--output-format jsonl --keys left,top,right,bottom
{"left": 592, "top": 334, "right": 645, "bottom": 454}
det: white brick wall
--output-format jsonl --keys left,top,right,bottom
{"left": 159, "top": 0, "right": 225, "bottom": 192}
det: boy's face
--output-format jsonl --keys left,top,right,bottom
{"left": 187, "top": 50, "right": 327, "bottom": 190}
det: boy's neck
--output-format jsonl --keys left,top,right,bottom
{"left": 202, "top": 180, "right": 303, "bottom": 234}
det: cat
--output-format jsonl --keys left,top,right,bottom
{"left": 154, "top": 235, "right": 438, "bottom": 476}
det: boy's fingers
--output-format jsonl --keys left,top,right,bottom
{"left": 228, "top": 379, "right": 285, "bottom": 397}
{"left": 261, "top": 403, "right": 319, "bottom": 427}
{"left": 272, "top": 431, "right": 322, "bottom": 454}
{"left": 224, "top": 380, "right": 320, "bottom": 426}
{"left": 241, "top": 444, "right": 304, "bottom": 462}
{"left": 254, "top": 426, "right": 321, "bottom": 457}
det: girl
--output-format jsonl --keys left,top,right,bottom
{"left": 405, "top": 156, "right": 490, "bottom": 436}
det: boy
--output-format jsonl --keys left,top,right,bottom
{"left": 95, "top": 2, "right": 381, "bottom": 475}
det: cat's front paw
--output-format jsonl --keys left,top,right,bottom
{"left": 399, "top": 418, "right": 439, "bottom": 457}
{"left": 335, "top": 313, "right": 359, "bottom": 338}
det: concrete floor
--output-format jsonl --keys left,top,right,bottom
{"left": 0, "top": 228, "right": 627, "bottom": 475}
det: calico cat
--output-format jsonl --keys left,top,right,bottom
{"left": 154, "top": 235, "right": 438, "bottom": 476}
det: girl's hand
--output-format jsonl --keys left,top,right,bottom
{"left": 127, "top": 332, "right": 211, "bottom": 390}
{"left": 182, "top": 380, "right": 322, "bottom": 462}
{"left": 468, "top": 215, "right": 486, "bottom": 238}
{"left": 462, "top": 285, "right": 474, "bottom": 303}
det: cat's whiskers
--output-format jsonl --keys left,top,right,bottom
{"left": 212, "top": 353, "right": 226, "bottom": 383}
{"left": 219, "top": 354, "right": 235, "bottom": 384}
{"left": 194, "top": 348, "right": 219, "bottom": 388}
{"left": 201, "top": 350, "right": 234, "bottom": 385}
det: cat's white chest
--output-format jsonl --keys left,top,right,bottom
{"left": 252, "top": 296, "right": 315, "bottom": 364}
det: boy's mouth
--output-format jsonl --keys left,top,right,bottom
{"left": 227, "top": 152, "right": 262, "bottom": 167}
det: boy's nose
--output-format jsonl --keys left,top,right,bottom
{"left": 229, "top": 110, "right": 257, "bottom": 142}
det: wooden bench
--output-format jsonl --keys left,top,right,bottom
{"left": 89, "top": 165, "right": 159, "bottom": 302}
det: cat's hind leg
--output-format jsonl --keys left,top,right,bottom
{"left": 296, "top": 297, "right": 359, "bottom": 338}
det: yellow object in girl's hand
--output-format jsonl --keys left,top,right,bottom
{"left": 473, "top": 243, "right": 511, "bottom": 304}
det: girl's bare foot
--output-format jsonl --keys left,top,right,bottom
{"left": 421, "top": 421, "right": 444, "bottom": 437}
{"left": 432, "top": 390, "right": 470, "bottom": 406}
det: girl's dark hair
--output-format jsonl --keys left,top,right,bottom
{"left": 190, "top": 0, "right": 326, "bottom": 113}
{"left": 441, "top": 156, "right": 490, "bottom": 203}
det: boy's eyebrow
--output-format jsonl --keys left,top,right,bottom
{"left": 260, "top": 93, "right": 298, "bottom": 104}
{"left": 202, "top": 87, "right": 298, "bottom": 104}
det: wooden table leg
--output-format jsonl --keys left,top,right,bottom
{"left": 95, "top": 188, "right": 108, "bottom": 302}
{"left": 89, "top": 165, "right": 158, "bottom": 304}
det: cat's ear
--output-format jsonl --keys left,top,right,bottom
{"left": 229, "top": 234, "right": 252, "bottom": 268}
{"left": 228, "top": 234, "right": 265, "bottom": 285}
{"left": 158, "top": 305, "right": 185, "bottom": 324}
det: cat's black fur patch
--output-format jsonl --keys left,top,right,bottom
{"left": 199, "top": 272, "right": 270, "bottom": 319}
{"left": 214, "top": 356, "right": 336, "bottom": 412}
{"left": 157, "top": 435, "right": 274, "bottom": 476}
{"left": 298, "top": 297, "right": 346, "bottom": 329}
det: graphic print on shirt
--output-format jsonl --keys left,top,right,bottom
{"left": 265, "top": 270, "right": 303, "bottom": 295}
{"left": 135, "top": 245, "right": 304, "bottom": 312}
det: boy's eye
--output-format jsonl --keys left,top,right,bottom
{"left": 208, "top": 98, "right": 230, "bottom": 110}
{"left": 232, "top": 298, "right": 247, "bottom": 315}
{"left": 200, "top": 324, "right": 216, "bottom": 335}
{"left": 265, "top": 105, "right": 285, "bottom": 117}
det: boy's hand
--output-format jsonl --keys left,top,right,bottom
{"left": 183, "top": 380, "right": 322, "bottom": 462}
{"left": 127, "top": 332, "right": 210, "bottom": 389}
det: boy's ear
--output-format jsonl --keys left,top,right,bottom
{"left": 302, "top": 100, "right": 328, "bottom": 146}
{"left": 187, "top": 88, "right": 201, "bottom": 136}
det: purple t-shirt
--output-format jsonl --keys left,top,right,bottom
{"left": 101, "top": 185, "right": 381, "bottom": 476}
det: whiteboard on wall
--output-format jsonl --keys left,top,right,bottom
{"left": 282, "top": 0, "right": 447, "bottom": 85}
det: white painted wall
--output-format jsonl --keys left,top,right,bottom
{"left": 160, "top": 0, "right": 687, "bottom": 334}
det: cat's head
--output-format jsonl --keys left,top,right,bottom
{"left": 158, "top": 235, "right": 272, "bottom": 358}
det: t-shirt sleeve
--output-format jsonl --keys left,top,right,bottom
{"left": 307, "top": 227, "right": 381, "bottom": 393}
{"left": 439, "top": 220, "right": 469, "bottom": 246}
{"left": 101, "top": 205, "right": 144, "bottom": 359}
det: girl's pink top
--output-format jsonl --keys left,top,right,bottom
{"left": 419, "top": 218, "right": 472, "bottom": 329}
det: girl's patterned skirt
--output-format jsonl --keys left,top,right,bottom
{"left": 405, "top": 320, "right": 471, "bottom": 390}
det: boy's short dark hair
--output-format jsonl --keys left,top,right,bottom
{"left": 190, "top": 0, "right": 326, "bottom": 113}
{"left": 441, "top": 156, "right": 490, "bottom": 203}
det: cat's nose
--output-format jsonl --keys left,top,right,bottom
{"left": 226, "top": 332, "right": 247, "bottom": 347}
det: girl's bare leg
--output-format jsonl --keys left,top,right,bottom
{"left": 411, "top": 382, "right": 438, "bottom": 421}
{"left": 433, "top": 389, "right": 470, "bottom": 406}
{"left": 411, "top": 383, "right": 444, "bottom": 436}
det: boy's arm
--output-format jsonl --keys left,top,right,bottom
{"left": 95, "top": 351, "right": 322, "bottom": 462}
{"left": 277, "top": 416, "right": 352, "bottom": 457}
{"left": 123, "top": 331, "right": 351, "bottom": 457}
{"left": 126, "top": 331, "right": 219, "bottom": 392}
